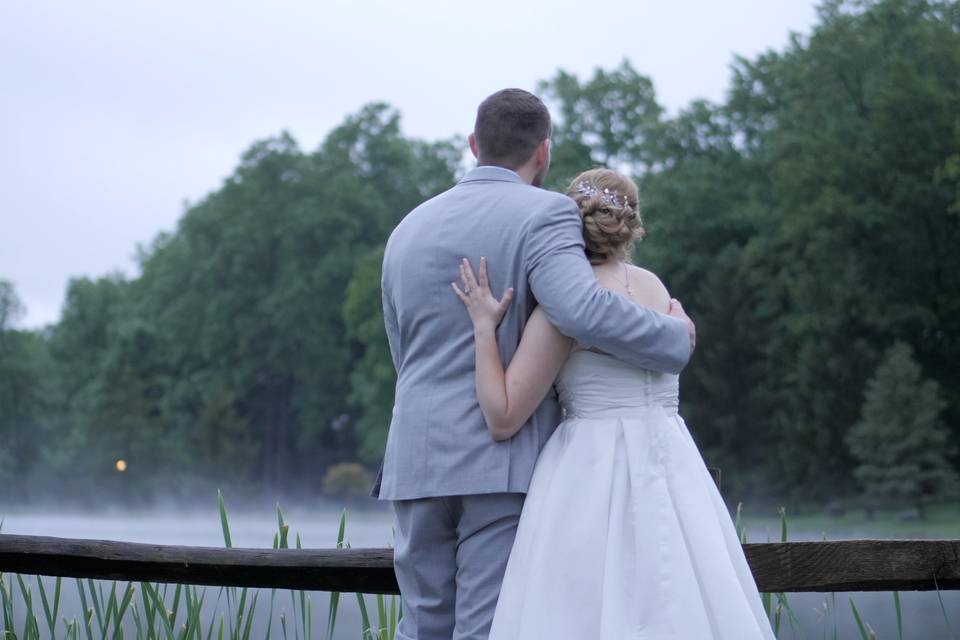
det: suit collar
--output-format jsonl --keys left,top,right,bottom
{"left": 458, "top": 165, "right": 526, "bottom": 185}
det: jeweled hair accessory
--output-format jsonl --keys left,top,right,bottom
{"left": 576, "top": 181, "right": 626, "bottom": 209}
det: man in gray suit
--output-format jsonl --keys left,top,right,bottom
{"left": 374, "top": 88, "right": 695, "bottom": 640}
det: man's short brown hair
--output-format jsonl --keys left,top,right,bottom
{"left": 474, "top": 89, "right": 552, "bottom": 169}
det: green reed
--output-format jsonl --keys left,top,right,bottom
{"left": 737, "top": 503, "right": 956, "bottom": 640}
{"left": 0, "top": 494, "right": 401, "bottom": 640}
{"left": 2, "top": 502, "right": 954, "bottom": 639}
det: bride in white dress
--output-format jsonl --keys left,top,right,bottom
{"left": 451, "top": 169, "right": 775, "bottom": 639}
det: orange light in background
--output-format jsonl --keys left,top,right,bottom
{"left": 115, "top": 459, "right": 127, "bottom": 472}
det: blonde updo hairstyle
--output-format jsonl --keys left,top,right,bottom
{"left": 566, "top": 168, "right": 644, "bottom": 265}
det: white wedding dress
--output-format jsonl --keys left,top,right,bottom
{"left": 488, "top": 350, "right": 776, "bottom": 639}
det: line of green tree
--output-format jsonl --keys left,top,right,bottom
{"left": 1, "top": 0, "right": 957, "bottom": 509}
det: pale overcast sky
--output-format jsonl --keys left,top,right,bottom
{"left": 1, "top": 1, "right": 818, "bottom": 328}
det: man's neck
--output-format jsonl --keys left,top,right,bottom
{"left": 477, "top": 162, "right": 534, "bottom": 185}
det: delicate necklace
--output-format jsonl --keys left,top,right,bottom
{"left": 606, "top": 262, "right": 634, "bottom": 298}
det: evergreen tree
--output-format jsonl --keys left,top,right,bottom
{"left": 845, "top": 342, "right": 957, "bottom": 513}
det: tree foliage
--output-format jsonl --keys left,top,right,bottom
{"left": 1, "top": 0, "right": 956, "bottom": 505}
{"left": 845, "top": 342, "right": 957, "bottom": 508}
{"left": 538, "top": 0, "right": 960, "bottom": 501}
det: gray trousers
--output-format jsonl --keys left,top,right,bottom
{"left": 392, "top": 493, "right": 525, "bottom": 640}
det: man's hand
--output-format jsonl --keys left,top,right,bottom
{"left": 668, "top": 298, "right": 696, "bottom": 355}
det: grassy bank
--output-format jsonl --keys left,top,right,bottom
{"left": 739, "top": 501, "right": 960, "bottom": 540}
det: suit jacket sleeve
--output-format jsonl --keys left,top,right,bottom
{"left": 371, "top": 251, "right": 401, "bottom": 499}
{"left": 523, "top": 196, "right": 691, "bottom": 374}
{"left": 380, "top": 238, "right": 403, "bottom": 371}
{"left": 382, "top": 287, "right": 402, "bottom": 372}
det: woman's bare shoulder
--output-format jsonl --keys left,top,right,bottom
{"left": 626, "top": 264, "right": 668, "bottom": 289}
{"left": 625, "top": 264, "right": 671, "bottom": 314}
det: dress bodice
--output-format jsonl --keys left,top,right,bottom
{"left": 555, "top": 350, "right": 680, "bottom": 419}
{"left": 491, "top": 351, "right": 776, "bottom": 640}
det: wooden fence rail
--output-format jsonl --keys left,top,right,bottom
{"left": 1, "top": 534, "right": 958, "bottom": 594}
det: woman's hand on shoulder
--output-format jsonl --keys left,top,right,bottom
{"left": 451, "top": 257, "right": 514, "bottom": 334}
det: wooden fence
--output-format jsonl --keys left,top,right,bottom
{"left": 1, "top": 534, "right": 958, "bottom": 594}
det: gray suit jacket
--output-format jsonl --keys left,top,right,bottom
{"left": 374, "top": 166, "right": 689, "bottom": 500}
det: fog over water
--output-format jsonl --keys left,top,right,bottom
{"left": 2, "top": 502, "right": 395, "bottom": 548}
{"left": 2, "top": 505, "right": 957, "bottom": 639}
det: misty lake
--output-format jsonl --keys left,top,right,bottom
{"left": 1, "top": 503, "right": 957, "bottom": 639}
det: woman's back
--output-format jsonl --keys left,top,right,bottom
{"left": 592, "top": 262, "right": 670, "bottom": 314}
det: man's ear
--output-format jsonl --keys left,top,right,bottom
{"left": 537, "top": 138, "right": 551, "bottom": 167}
{"left": 468, "top": 133, "right": 479, "bottom": 160}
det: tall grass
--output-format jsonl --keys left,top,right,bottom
{"left": 0, "top": 495, "right": 400, "bottom": 640}
{"left": 737, "top": 503, "right": 956, "bottom": 640}
{"left": 1, "top": 502, "right": 955, "bottom": 638}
